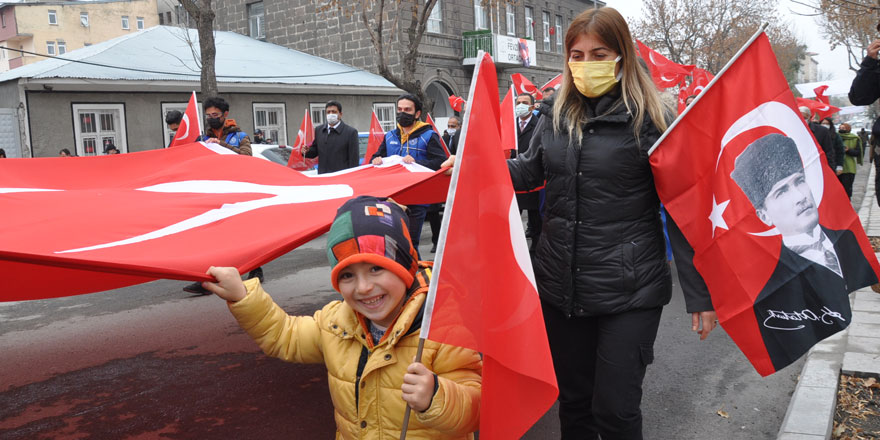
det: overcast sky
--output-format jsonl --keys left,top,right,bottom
{"left": 602, "top": 0, "right": 857, "bottom": 82}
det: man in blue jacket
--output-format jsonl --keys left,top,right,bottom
{"left": 370, "top": 94, "right": 447, "bottom": 257}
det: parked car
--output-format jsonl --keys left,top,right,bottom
{"left": 251, "top": 144, "right": 317, "bottom": 175}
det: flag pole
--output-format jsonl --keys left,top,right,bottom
{"left": 647, "top": 22, "right": 769, "bottom": 157}
{"left": 399, "top": 50, "right": 485, "bottom": 440}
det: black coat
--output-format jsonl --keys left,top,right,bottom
{"left": 508, "top": 92, "right": 711, "bottom": 317}
{"left": 809, "top": 122, "right": 837, "bottom": 171}
{"left": 849, "top": 56, "right": 880, "bottom": 106}
{"left": 513, "top": 115, "right": 540, "bottom": 210}
{"left": 754, "top": 227, "right": 876, "bottom": 371}
{"left": 304, "top": 121, "right": 359, "bottom": 174}
{"left": 442, "top": 132, "right": 460, "bottom": 155}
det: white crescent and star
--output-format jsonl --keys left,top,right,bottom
{"left": 174, "top": 114, "right": 191, "bottom": 140}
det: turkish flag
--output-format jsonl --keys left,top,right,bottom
{"left": 0, "top": 144, "right": 449, "bottom": 302}
{"left": 795, "top": 97, "right": 840, "bottom": 121}
{"left": 286, "top": 109, "right": 318, "bottom": 171}
{"left": 499, "top": 85, "right": 517, "bottom": 156}
{"left": 449, "top": 95, "right": 465, "bottom": 112}
{"left": 678, "top": 68, "right": 715, "bottom": 113}
{"left": 811, "top": 85, "right": 840, "bottom": 120}
{"left": 540, "top": 73, "right": 562, "bottom": 92}
{"left": 637, "top": 40, "right": 695, "bottom": 90}
{"left": 423, "top": 52, "right": 557, "bottom": 438}
{"left": 425, "top": 113, "right": 450, "bottom": 156}
{"left": 650, "top": 33, "right": 880, "bottom": 376}
{"left": 361, "top": 110, "right": 385, "bottom": 165}
{"left": 168, "top": 91, "right": 202, "bottom": 148}
{"left": 511, "top": 73, "right": 543, "bottom": 100}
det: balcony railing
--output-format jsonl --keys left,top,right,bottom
{"left": 462, "top": 30, "right": 493, "bottom": 65}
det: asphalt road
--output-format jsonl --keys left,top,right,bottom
{"left": 0, "top": 164, "right": 871, "bottom": 439}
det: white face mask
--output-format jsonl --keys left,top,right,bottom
{"left": 326, "top": 113, "right": 339, "bottom": 124}
{"left": 447, "top": 128, "right": 457, "bottom": 136}
{"left": 515, "top": 103, "right": 531, "bottom": 118}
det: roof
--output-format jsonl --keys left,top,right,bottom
{"left": 0, "top": 26, "right": 398, "bottom": 90}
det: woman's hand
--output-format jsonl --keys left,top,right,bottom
{"left": 401, "top": 361, "right": 436, "bottom": 412}
{"left": 691, "top": 310, "right": 718, "bottom": 340}
{"left": 202, "top": 266, "right": 247, "bottom": 302}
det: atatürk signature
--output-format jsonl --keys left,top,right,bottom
{"left": 762, "top": 306, "right": 846, "bottom": 331}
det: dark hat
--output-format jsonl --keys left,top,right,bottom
{"left": 327, "top": 196, "right": 419, "bottom": 291}
{"left": 730, "top": 133, "right": 804, "bottom": 208}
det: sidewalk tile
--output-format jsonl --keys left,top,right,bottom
{"left": 842, "top": 352, "right": 880, "bottom": 377}
{"left": 849, "top": 322, "right": 880, "bottom": 338}
{"left": 810, "top": 329, "right": 847, "bottom": 354}
{"left": 847, "top": 336, "right": 880, "bottom": 355}
{"left": 778, "top": 433, "right": 827, "bottom": 440}
{"left": 797, "top": 354, "right": 841, "bottom": 387}
{"left": 852, "top": 310, "right": 880, "bottom": 324}
{"left": 778, "top": 385, "right": 836, "bottom": 437}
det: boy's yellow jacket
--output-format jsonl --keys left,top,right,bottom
{"left": 228, "top": 267, "right": 482, "bottom": 439}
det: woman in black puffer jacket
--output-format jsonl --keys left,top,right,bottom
{"left": 506, "top": 8, "right": 716, "bottom": 440}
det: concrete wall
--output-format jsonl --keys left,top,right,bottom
{"left": 23, "top": 89, "right": 400, "bottom": 157}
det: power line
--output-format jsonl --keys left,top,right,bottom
{"left": 0, "top": 46, "right": 365, "bottom": 79}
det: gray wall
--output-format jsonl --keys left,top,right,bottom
{"left": 23, "top": 90, "right": 399, "bottom": 157}
{"left": 212, "top": 0, "right": 601, "bottom": 99}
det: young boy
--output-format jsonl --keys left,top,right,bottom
{"left": 202, "top": 196, "right": 482, "bottom": 439}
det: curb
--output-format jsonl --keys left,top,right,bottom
{"left": 777, "top": 166, "right": 880, "bottom": 439}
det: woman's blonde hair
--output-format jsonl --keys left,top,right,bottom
{"left": 552, "top": 7, "right": 669, "bottom": 145}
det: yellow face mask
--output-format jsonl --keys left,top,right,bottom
{"left": 569, "top": 56, "right": 621, "bottom": 98}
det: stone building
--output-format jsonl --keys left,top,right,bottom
{"left": 212, "top": 0, "right": 603, "bottom": 117}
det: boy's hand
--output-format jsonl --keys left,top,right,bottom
{"left": 401, "top": 361, "right": 436, "bottom": 412}
{"left": 202, "top": 266, "right": 247, "bottom": 302}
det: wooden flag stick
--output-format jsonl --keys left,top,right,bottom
{"left": 399, "top": 338, "right": 426, "bottom": 440}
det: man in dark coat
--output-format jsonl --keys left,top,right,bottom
{"left": 731, "top": 133, "right": 877, "bottom": 372}
{"left": 848, "top": 39, "right": 880, "bottom": 106}
{"left": 513, "top": 93, "right": 541, "bottom": 242}
{"left": 442, "top": 116, "right": 461, "bottom": 155}
{"left": 800, "top": 106, "right": 836, "bottom": 171}
{"left": 303, "top": 101, "right": 359, "bottom": 174}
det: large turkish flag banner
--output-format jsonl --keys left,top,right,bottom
{"left": 650, "top": 34, "right": 880, "bottom": 376}
{"left": 0, "top": 143, "right": 448, "bottom": 301}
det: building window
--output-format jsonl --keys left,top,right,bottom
{"left": 309, "top": 103, "right": 325, "bottom": 127}
{"left": 542, "top": 11, "right": 550, "bottom": 51}
{"left": 427, "top": 0, "right": 442, "bottom": 34}
{"left": 506, "top": 4, "right": 515, "bottom": 36}
{"left": 46, "top": 41, "right": 55, "bottom": 56}
{"left": 555, "top": 15, "right": 563, "bottom": 54}
{"left": 166, "top": 11, "right": 171, "bottom": 23}
{"left": 524, "top": 7, "right": 533, "bottom": 39}
{"left": 122, "top": 15, "right": 129, "bottom": 29}
{"left": 253, "top": 103, "right": 287, "bottom": 145}
{"left": 373, "top": 103, "right": 395, "bottom": 132}
{"left": 80, "top": 12, "right": 89, "bottom": 27}
{"left": 57, "top": 41, "right": 66, "bottom": 55}
{"left": 48, "top": 10, "right": 57, "bottom": 25}
{"left": 474, "top": 0, "right": 489, "bottom": 30}
{"left": 73, "top": 104, "right": 127, "bottom": 156}
{"left": 136, "top": 16, "right": 144, "bottom": 30}
{"left": 248, "top": 2, "right": 265, "bottom": 40}
{"left": 2, "top": 11, "right": 6, "bottom": 28}
{"left": 158, "top": 14, "right": 163, "bottom": 25}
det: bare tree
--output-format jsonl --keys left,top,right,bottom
{"left": 789, "top": 0, "right": 880, "bottom": 71}
{"left": 632, "top": 0, "right": 806, "bottom": 87}
{"left": 178, "top": 0, "right": 218, "bottom": 96}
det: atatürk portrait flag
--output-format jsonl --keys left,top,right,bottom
{"left": 649, "top": 33, "right": 880, "bottom": 376}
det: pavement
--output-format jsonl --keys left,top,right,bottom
{"left": 777, "top": 166, "right": 880, "bottom": 439}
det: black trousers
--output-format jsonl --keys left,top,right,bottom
{"left": 838, "top": 173, "right": 855, "bottom": 200}
{"left": 543, "top": 302, "right": 663, "bottom": 440}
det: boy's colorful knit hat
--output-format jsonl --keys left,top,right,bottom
{"left": 327, "top": 196, "right": 419, "bottom": 292}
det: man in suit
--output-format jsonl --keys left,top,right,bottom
{"left": 442, "top": 116, "right": 461, "bottom": 155}
{"left": 303, "top": 100, "right": 359, "bottom": 174}
{"left": 514, "top": 93, "right": 541, "bottom": 245}
{"left": 731, "top": 133, "right": 877, "bottom": 371}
